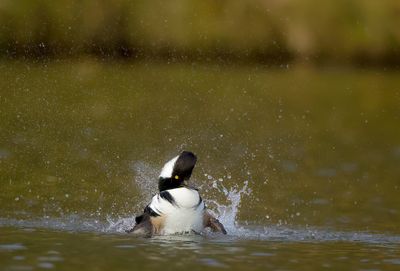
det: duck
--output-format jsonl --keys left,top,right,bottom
{"left": 127, "top": 151, "right": 226, "bottom": 236}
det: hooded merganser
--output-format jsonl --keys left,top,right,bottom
{"left": 127, "top": 151, "right": 226, "bottom": 236}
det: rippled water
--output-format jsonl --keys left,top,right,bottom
{"left": 1, "top": 60, "right": 400, "bottom": 270}
{"left": 1, "top": 227, "right": 400, "bottom": 271}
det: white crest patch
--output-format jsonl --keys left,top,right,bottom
{"left": 159, "top": 155, "right": 179, "bottom": 178}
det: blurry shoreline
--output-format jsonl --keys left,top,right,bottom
{"left": 1, "top": 1, "right": 400, "bottom": 67}
{"left": 0, "top": 51, "right": 400, "bottom": 70}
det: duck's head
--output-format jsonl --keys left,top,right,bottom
{"left": 158, "top": 151, "right": 197, "bottom": 191}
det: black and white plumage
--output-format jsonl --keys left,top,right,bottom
{"left": 128, "top": 151, "right": 226, "bottom": 236}
{"left": 158, "top": 151, "right": 197, "bottom": 192}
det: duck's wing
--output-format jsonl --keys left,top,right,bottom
{"left": 126, "top": 205, "right": 159, "bottom": 236}
{"left": 203, "top": 211, "right": 227, "bottom": 234}
{"left": 126, "top": 215, "right": 152, "bottom": 236}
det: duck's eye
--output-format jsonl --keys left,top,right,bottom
{"left": 174, "top": 175, "right": 179, "bottom": 180}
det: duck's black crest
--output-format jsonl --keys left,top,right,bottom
{"left": 173, "top": 151, "right": 197, "bottom": 180}
{"left": 158, "top": 151, "right": 197, "bottom": 191}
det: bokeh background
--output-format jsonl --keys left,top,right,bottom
{"left": 1, "top": 0, "right": 400, "bottom": 65}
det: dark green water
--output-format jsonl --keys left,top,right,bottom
{"left": 1, "top": 60, "right": 400, "bottom": 270}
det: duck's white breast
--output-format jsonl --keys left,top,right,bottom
{"left": 149, "top": 187, "right": 205, "bottom": 234}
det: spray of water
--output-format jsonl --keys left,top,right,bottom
{"left": 106, "top": 164, "right": 252, "bottom": 234}
{"left": 2, "top": 160, "right": 399, "bottom": 244}
{"left": 105, "top": 161, "right": 159, "bottom": 233}
{"left": 104, "top": 167, "right": 400, "bottom": 244}
{"left": 201, "top": 173, "right": 251, "bottom": 233}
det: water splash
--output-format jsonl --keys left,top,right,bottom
{"left": 105, "top": 216, "right": 136, "bottom": 233}
{"left": 1, "top": 161, "right": 400, "bottom": 245}
{"left": 104, "top": 161, "right": 160, "bottom": 233}
{"left": 105, "top": 165, "right": 252, "bottom": 234}
{"left": 1, "top": 216, "right": 400, "bottom": 244}
{"left": 201, "top": 173, "right": 251, "bottom": 234}
{"left": 130, "top": 161, "right": 159, "bottom": 203}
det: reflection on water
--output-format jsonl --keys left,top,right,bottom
{"left": 1, "top": 60, "right": 400, "bottom": 270}
{"left": 0, "top": 243, "right": 26, "bottom": 252}
{"left": 0, "top": 227, "right": 399, "bottom": 271}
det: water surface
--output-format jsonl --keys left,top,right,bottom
{"left": 1, "top": 60, "right": 400, "bottom": 270}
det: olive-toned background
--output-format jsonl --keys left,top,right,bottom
{"left": 1, "top": 0, "right": 400, "bottom": 65}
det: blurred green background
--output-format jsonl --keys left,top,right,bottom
{"left": 1, "top": 0, "right": 400, "bottom": 65}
